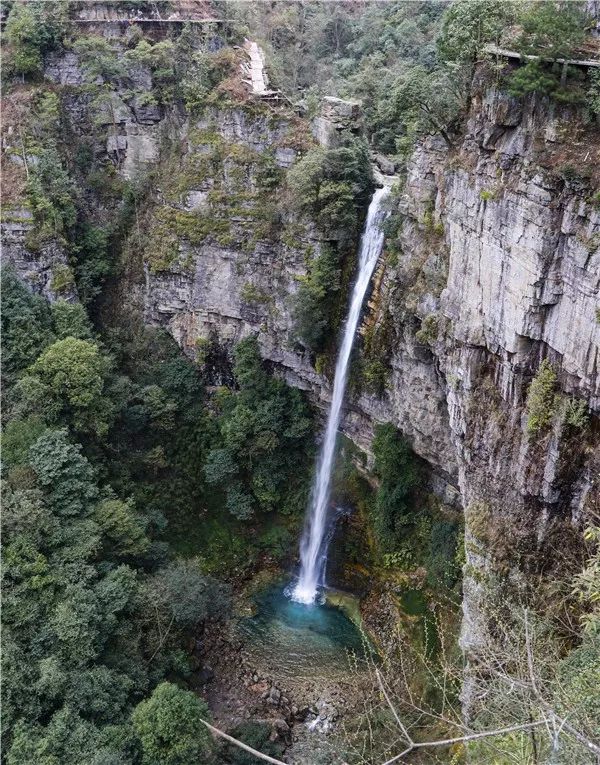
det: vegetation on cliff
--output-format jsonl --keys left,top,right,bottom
{"left": 2, "top": 1, "right": 599, "bottom": 764}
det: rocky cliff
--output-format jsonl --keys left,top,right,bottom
{"left": 139, "top": 63, "right": 600, "bottom": 699}
{"left": 2, "top": 19, "right": 599, "bottom": 708}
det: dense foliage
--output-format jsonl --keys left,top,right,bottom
{"left": 1, "top": 268, "right": 310, "bottom": 763}
{"left": 3, "top": 3, "right": 599, "bottom": 763}
{"left": 204, "top": 337, "right": 313, "bottom": 519}
{"left": 230, "top": 0, "right": 596, "bottom": 154}
{"left": 287, "top": 136, "right": 372, "bottom": 351}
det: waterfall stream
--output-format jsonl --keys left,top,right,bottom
{"left": 292, "top": 186, "right": 390, "bottom": 605}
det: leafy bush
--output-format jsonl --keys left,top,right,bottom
{"left": 287, "top": 135, "right": 372, "bottom": 237}
{"left": 292, "top": 244, "right": 341, "bottom": 351}
{"left": 223, "top": 721, "right": 285, "bottom": 765}
{"left": 126, "top": 39, "right": 177, "bottom": 105}
{"left": 50, "top": 300, "right": 93, "bottom": 340}
{"left": 361, "top": 359, "right": 389, "bottom": 396}
{"left": 1, "top": 269, "right": 54, "bottom": 381}
{"left": 515, "top": 1, "right": 586, "bottom": 60}
{"left": 437, "top": 0, "right": 513, "bottom": 63}
{"left": 588, "top": 70, "right": 600, "bottom": 115}
{"left": 49, "top": 264, "right": 74, "bottom": 293}
{"left": 508, "top": 2, "right": 587, "bottom": 100}
{"left": 72, "top": 35, "right": 125, "bottom": 81}
{"left": 132, "top": 683, "right": 214, "bottom": 765}
{"left": 525, "top": 359, "right": 558, "bottom": 435}
{"left": 371, "top": 424, "right": 420, "bottom": 552}
{"left": 72, "top": 224, "right": 113, "bottom": 306}
{"left": 564, "top": 397, "right": 589, "bottom": 430}
{"left": 415, "top": 313, "right": 439, "bottom": 346}
{"left": 203, "top": 337, "right": 313, "bottom": 519}
{"left": 16, "top": 337, "right": 112, "bottom": 435}
{"left": 26, "top": 148, "right": 78, "bottom": 243}
{"left": 5, "top": 1, "right": 68, "bottom": 77}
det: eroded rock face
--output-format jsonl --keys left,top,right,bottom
{"left": 388, "top": 83, "right": 599, "bottom": 714}
{"left": 311, "top": 96, "right": 363, "bottom": 148}
{"left": 1, "top": 209, "right": 78, "bottom": 303}
{"left": 143, "top": 78, "right": 599, "bottom": 715}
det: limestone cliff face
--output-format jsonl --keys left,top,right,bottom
{"left": 143, "top": 71, "right": 599, "bottom": 687}
{"left": 382, "top": 77, "right": 600, "bottom": 682}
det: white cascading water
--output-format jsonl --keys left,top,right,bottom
{"left": 292, "top": 186, "right": 390, "bottom": 605}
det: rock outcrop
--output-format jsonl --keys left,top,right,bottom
{"left": 1, "top": 208, "right": 78, "bottom": 303}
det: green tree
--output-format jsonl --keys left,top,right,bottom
{"left": 390, "top": 65, "right": 463, "bottom": 148}
{"left": 525, "top": 359, "right": 558, "bottom": 434}
{"left": 145, "top": 559, "right": 230, "bottom": 630}
{"left": 26, "top": 147, "right": 78, "bottom": 242}
{"left": 5, "top": 1, "right": 68, "bottom": 78}
{"left": 371, "top": 424, "right": 420, "bottom": 552}
{"left": 73, "top": 35, "right": 125, "bottom": 81}
{"left": 437, "top": 0, "right": 514, "bottom": 63}
{"left": 287, "top": 136, "right": 372, "bottom": 236}
{"left": 1, "top": 269, "right": 54, "bottom": 382}
{"left": 508, "top": 2, "right": 587, "bottom": 98}
{"left": 588, "top": 70, "right": 600, "bottom": 114}
{"left": 94, "top": 497, "right": 150, "bottom": 558}
{"left": 291, "top": 244, "right": 341, "bottom": 351}
{"left": 515, "top": 1, "right": 586, "bottom": 60}
{"left": 17, "top": 337, "right": 112, "bottom": 435}
{"left": 50, "top": 300, "right": 94, "bottom": 340}
{"left": 203, "top": 338, "right": 312, "bottom": 519}
{"left": 5, "top": 1, "right": 44, "bottom": 76}
{"left": 132, "top": 682, "right": 214, "bottom": 765}
{"left": 29, "top": 429, "right": 98, "bottom": 516}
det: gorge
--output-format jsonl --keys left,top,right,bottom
{"left": 1, "top": 2, "right": 599, "bottom": 764}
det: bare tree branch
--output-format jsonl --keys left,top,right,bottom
{"left": 380, "top": 720, "right": 549, "bottom": 765}
{"left": 199, "top": 719, "right": 290, "bottom": 765}
{"left": 376, "top": 669, "right": 413, "bottom": 747}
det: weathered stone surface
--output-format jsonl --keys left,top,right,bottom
{"left": 1, "top": 212, "right": 78, "bottom": 302}
{"left": 311, "top": 96, "right": 363, "bottom": 148}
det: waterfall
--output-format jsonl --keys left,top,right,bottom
{"left": 292, "top": 186, "right": 390, "bottom": 605}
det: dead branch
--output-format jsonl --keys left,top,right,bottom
{"left": 380, "top": 719, "right": 549, "bottom": 765}
{"left": 199, "top": 719, "right": 293, "bottom": 765}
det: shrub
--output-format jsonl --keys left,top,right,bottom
{"left": 508, "top": 2, "right": 587, "bottom": 100}
{"left": 292, "top": 244, "right": 341, "bottom": 351}
{"left": 362, "top": 359, "right": 389, "bottom": 396}
{"left": 525, "top": 359, "right": 558, "bottom": 435}
{"left": 415, "top": 313, "right": 439, "bottom": 346}
{"left": 287, "top": 135, "right": 372, "bottom": 237}
{"left": 26, "top": 148, "right": 78, "bottom": 242}
{"left": 223, "top": 722, "right": 285, "bottom": 765}
{"left": 564, "top": 398, "right": 589, "bottom": 430}
{"left": 1, "top": 268, "right": 54, "bottom": 380}
{"left": 371, "top": 424, "right": 420, "bottom": 552}
{"left": 437, "top": 0, "right": 514, "bottom": 64}
{"left": 132, "top": 683, "right": 214, "bottom": 765}
{"left": 49, "top": 264, "right": 74, "bottom": 293}
{"left": 5, "top": 1, "right": 68, "bottom": 77}
{"left": 588, "top": 70, "right": 600, "bottom": 115}
{"left": 50, "top": 300, "right": 93, "bottom": 340}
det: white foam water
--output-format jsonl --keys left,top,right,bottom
{"left": 292, "top": 187, "right": 390, "bottom": 605}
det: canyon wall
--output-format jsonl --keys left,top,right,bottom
{"left": 2, "top": 24, "right": 599, "bottom": 702}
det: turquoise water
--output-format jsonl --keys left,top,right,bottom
{"left": 237, "top": 585, "right": 369, "bottom": 683}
